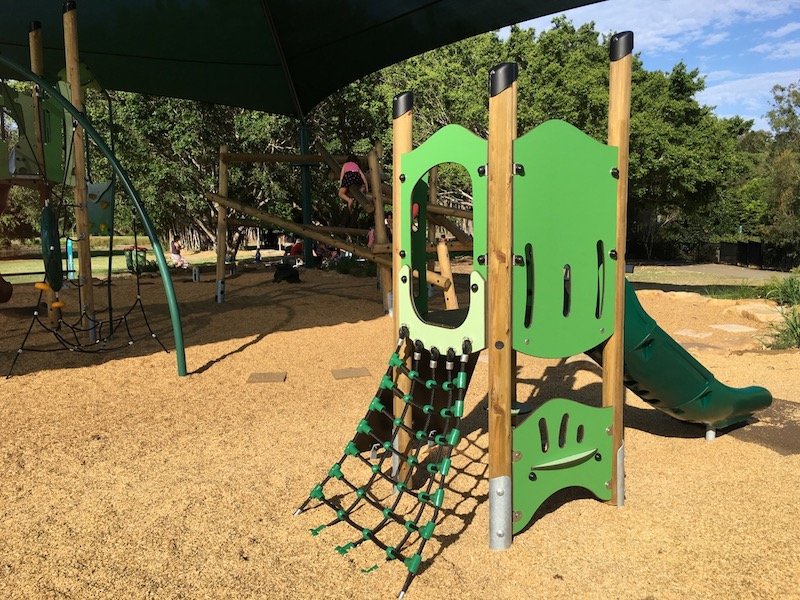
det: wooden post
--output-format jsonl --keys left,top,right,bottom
{"left": 216, "top": 144, "right": 228, "bottom": 303}
{"left": 368, "top": 148, "right": 391, "bottom": 313}
{"left": 29, "top": 21, "right": 60, "bottom": 327}
{"left": 28, "top": 22, "right": 47, "bottom": 183}
{"left": 437, "top": 239, "right": 458, "bottom": 310}
{"left": 602, "top": 31, "right": 633, "bottom": 507}
{"left": 63, "top": 1, "right": 95, "bottom": 341}
{"left": 392, "top": 92, "right": 414, "bottom": 483}
{"left": 487, "top": 63, "right": 517, "bottom": 550}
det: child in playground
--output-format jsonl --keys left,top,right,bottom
{"left": 170, "top": 235, "right": 190, "bottom": 269}
{"left": 338, "top": 154, "right": 369, "bottom": 215}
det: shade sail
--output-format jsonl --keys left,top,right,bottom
{"left": 0, "top": 1, "right": 603, "bottom": 116}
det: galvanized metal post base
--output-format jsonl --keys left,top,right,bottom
{"left": 216, "top": 280, "right": 225, "bottom": 303}
{"left": 489, "top": 475, "right": 512, "bottom": 549}
{"left": 616, "top": 441, "right": 625, "bottom": 507}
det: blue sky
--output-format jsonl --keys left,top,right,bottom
{"left": 521, "top": 0, "right": 800, "bottom": 130}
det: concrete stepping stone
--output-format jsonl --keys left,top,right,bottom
{"left": 709, "top": 324, "right": 758, "bottom": 333}
{"left": 247, "top": 371, "right": 287, "bottom": 383}
{"left": 675, "top": 329, "right": 713, "bottom": 339}
{"left": 332, "top": 367, "right": 370, "bottom": 380}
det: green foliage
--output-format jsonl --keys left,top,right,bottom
{"left": 766, "top": 307, "right": 800, "bottom": 349}
{"left": 764, "top": 275, "right": 800, "bottom": 307}
{"left": 1, "top": 20, "right": 798, "bottom": 270}
{"left": 761, "top": 81, "right": 800, "bottom": 246}
{"left": 0, "top": 186, "right": 40, "bottom": 245}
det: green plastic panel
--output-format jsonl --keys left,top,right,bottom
{"left": 0, "top": 87, "right": 65, "bottom": 183}
{"left": 397, "top": 124, "right": 487, "bottom": 352}
{"left": 40, "top": 205, "right": 63, "bottom": 292}
{"left": 87, "top": 181, "right": 115, "bottom": 236}
{"left": 398, "top": 265, "right": 486, "bottom": 353}
{"left": 512, "top": 120, "right": 618, "bottom": 359}
{"left": 512, "top": 398, "right": 613, "bottom": 534}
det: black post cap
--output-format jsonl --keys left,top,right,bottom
{"left": 29, "top": 21, "right": 42, "bottom": 32}
{"left": 393, "top": 92, "right": 413, "bottom": 119}
{"left": 610, "top": 31, "right": 634, "bottom": 61}
{"left": 63, "top": 1, "right": 77, "bottom": 14}
{"left": 489, "top": 63, "right": 518, "bottom": 97}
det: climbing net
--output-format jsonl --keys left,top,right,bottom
{"left": 296, "top": 330, "right": 473, "bottom": 598}
{"left": 3, "top": 78, "right": 168, "bottom": 377}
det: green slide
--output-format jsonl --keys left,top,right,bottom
{"left": 616, "top": 281, "right": 772, "bottom": 432}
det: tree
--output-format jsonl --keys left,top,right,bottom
{"left": 763, "top": 80, "right": 800, "bottom": 244}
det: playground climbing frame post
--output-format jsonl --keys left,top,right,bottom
{"left": 28, "top": 20, "right": 60, "bottom": 327}
{"left": 486, "top": 62, "right": 517, "bottom": 551}
{"left": 392, "top": 91, "right": 415, "bottom": 482}
{"left": 63, "top": 1, "right": 96, "bottom": 341}
{"left": 601, "top": 31, "right": 633, "bottom": 505}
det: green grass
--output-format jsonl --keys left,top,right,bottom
{"left": 763, "top": 275, "right": 800, "bottom": 307}
{"left": 1, "top": 254, "right": 135, "bottom": 284}
{"left": 700, "top": 283, "right": 767, "bottom": 301}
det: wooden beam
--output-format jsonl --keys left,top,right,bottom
{"left": 207, "top": 193, "right": 450, "bottom": 290}
{"left": 63, "top": 2, "right": 95, "bottom": 340}
{"left": 602, "top": 31, "right": 633, "bottom": 507}
{"left": 487, "top": 63, "right": 517, "bottom": 551}
{"left": 221, "top": 152, "right": 356, "bottom": 165}
{"left": 314, "top": 225, "right": 370, "bottom": 237}
{"left": 427, "top": 212, "right": 472, "bottom": 244}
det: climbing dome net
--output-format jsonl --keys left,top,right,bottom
{"left": 1, "top": 76, "right": 168, "bottom": 377}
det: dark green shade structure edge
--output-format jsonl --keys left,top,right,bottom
{"left": 489, "top": 62, "right": 518, "bottom": 97}
{"left": 609, "top": 31, "right": 633, "bottom": 61}
{"left": 0, "top": 52, "right": 187, "bottom": 376}
{"left": 63, "top": 1, "right": 76, "bottom": 14}
{"left": 393, "top": 91, "right": 413, "bottom": 118}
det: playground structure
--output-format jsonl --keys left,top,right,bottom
{"left": 0, "top": 4, "right": 186, "bottom": 376}
{"left": 208, "top": 142, "right": 475, "bottom": 312}
{"left": 295, "top": 34, "right": 773, "bottom": 598}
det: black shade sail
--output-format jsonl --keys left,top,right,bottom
{"left": 0, "top": 1, "right": 603, "bottom": 116}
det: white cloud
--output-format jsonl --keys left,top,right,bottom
{"left": 696, "top": 69, "right": 798, "bottom": 119}
{"left": 701, "top": 32, "right": 729, "bottom": 47}
{"left": 523, "top": 0, "right": 800, "bottom": 55}
{"left": 766, "top": 21, "right": 800, "bottom": 37}
{"left": 753, "top": 39, "right": 800, "bottom": 59}
{"left": 704, "top": 69, "right": 739, "bottom": 82}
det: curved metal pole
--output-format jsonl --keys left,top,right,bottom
{"left": 0, "top": 52, "right": 187, "bottom": 376}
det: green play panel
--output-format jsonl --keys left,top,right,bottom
{"left": 511, "top": 120, "right": 618, "bottom": 359}
{"left": 512, "top": 398, "right": 613, "bottom": 534}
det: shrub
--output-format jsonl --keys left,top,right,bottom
{"left": 766, "top": 306, "right": 800, "bottom": 349}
